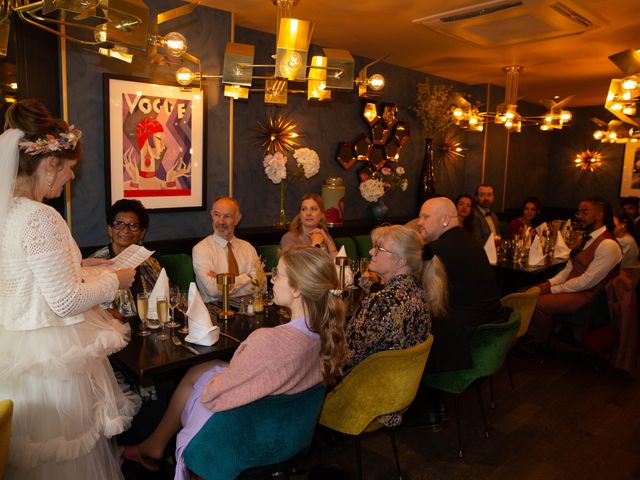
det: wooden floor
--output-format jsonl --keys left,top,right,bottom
{"left": 122, "top": 348, "right": 640, "bottom": 480}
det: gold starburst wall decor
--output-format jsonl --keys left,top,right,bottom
{"left": 256, "top": 114, "right": 302, "bottom": 155}
{"left": 437, "top": 134, "right": 466, "bottom": 164}
{"left": 574, "top": 149, "right": 602, "bottom": 171}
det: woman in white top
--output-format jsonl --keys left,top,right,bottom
{"left": 280, "top": 194, "right": 337, "bottom": 255}
{"left": 0, "top": 99, "right": 139, "bottom": 479}
{"left": 614, "top": 211, "right": 639, "bottom": 267}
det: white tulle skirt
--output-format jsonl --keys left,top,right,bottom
{"left": 0, "top": 307, "right": 141, "bottom": 480}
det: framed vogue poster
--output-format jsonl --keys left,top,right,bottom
{"left": 104, "top": 74, "right": 206, "bottom": 211}
{"left": 620, "top": 141, "right": 640, "bottom": 196}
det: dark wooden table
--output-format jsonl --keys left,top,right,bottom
{"left": 111, "top": 306, "right": 288, "bottom": 386}
{"left": 492, "top": 258, "right": 567, "bottom": 295}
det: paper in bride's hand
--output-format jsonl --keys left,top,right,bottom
{"left": 110, "top": 245, "right": 155, "bottom": 270}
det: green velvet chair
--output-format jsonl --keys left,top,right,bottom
{"left": 255, "top": 244, "right": 280, "bottom": 272}
{"left": 0, "top": 399, "right": 13, "bottom": 480}
{"left": 183, "top": 384, "right": 325, "bottom": 480}
{"left": 352, "top": 234, "right": 372, "bottom": 259}
{"left": 157, "top": 253, "right": 195, "bottom": 292}
{"left": 422, "top": 314, "right": 520, "bottom": 459}
{"left": 499, "top": 287, "right": 540, "bottom": 396}
{"left": 318, "top": 336, "right": 434, "bottom": 480}
{"left": 553, "top": 286, "right": 614, "bottom": 353}
{"left": 333, "top": 237, "right": 357, "bottom": 259}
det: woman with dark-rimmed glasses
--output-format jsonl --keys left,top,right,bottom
{"left": 90, "top": 198, "right": 161, "bottom": 316}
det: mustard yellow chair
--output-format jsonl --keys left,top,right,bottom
{"left": 0, "top": 399, "right": 13, "bottom": 479}
{"left": 499, "top": 286, "right": 540, "bottom": 397}
{"left": 319, "top": 335, "right": 433, "bottom": 480}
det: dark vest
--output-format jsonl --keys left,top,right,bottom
{"left": 567, "top": 230, "right": 620, "bottom": 295}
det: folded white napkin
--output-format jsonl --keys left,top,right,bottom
{"left": 554, "top": 230, "right": 571, "bottom": 259}
{"left": 185, "top": 282, "right": 220, "bottom": 346}
{"left": 335, "top": 246, "right": 354, "bottom": 286}
{"left": 528, "top": 235, "right": 545, "bottom": 266}
{"left": 147, "top": 268, "right": 170, "bottom": 319}
{"left": 535, "top": 222, "right": 548, "bottom": 237}
{"left": 484, "top": 232, "right": 497, "bottom": 264}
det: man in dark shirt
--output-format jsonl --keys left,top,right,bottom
{"left": 418, "top": 196, "right": 503, "bottom": 365}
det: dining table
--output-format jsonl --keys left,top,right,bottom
{"left": 110, "top": 304, "right": 289, "bottom": 387}
{"left": 492, "top": 258, "right": 568, "bottom": 295}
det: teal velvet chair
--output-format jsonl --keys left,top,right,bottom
{"left": 183, "top": 384, "right": 325, "bottom": 480}
{"left": 352, "top": 234, "right": 372, "bottom": 259}
{"left": 333, "top": 237, "right": 357, "bottom": 259}
{"left": 422, "top": 313, "right": 520, "bottom": 459}
{"left": 255, "top": 244, "right": 280, "bottom": 271}
{"left": 157, "top": 253, "right": 195, "bottom": 291}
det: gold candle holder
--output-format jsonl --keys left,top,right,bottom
{"left": 217, "top": 273, "right": 235, "bottom": 320}
{"left": 335, "top": 256, "right": 349, "bottom": 291}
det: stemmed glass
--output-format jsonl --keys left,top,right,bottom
{"left": 359, "top": 258, "right": 370, "bottom": 275}
{"left": 136, "top": 293, "right": 150, "bottom": 337}
{"left": 177, "top": 290, "right": 189, "bottom": 334}
{"left": 349, "top": 258, "right": 359, "bottom": 286}
{"left": 167, "top": 285, "right": 181, "bottom": 328}
{"left": 156, "top": 295, "right": 169, "bottom": 341}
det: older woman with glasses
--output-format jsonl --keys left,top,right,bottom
{"left": 343, "top": 225, "right": 447, "bottom": 426}
{"left": 90, "top": 198, "right": 161, "bottom": 316}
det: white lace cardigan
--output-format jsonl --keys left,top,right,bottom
{"left": 0, "top": 197, "right": 119, "bottom": 331}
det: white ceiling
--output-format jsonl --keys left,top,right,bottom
{"left": 195, "top": 0, "right": 639, "bottom": 107}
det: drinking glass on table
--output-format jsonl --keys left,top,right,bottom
{"left": 156, "top": 295, "right": 169, "bottom": 341}
{"left": 136, "top": 293, "right": 150, "bottom": 337}
{"left": 177, "top": 289, "right": 189, "bottom": 334}
{"left": 167, "top": 285, "right": 180, "bottom": 328}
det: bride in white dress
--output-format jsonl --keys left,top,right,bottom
{"left": 0, "top": 99, "right": 140, "bottom": 479}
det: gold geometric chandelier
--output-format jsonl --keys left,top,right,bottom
{"left": 452, "top": 65, "right": 572, "bottom": 133}
{"left": 175, "top": 0, "right": 386, "bottom": 105}
{"left": 601, "top": 48, "right": 640, "bottom": 142}
{"left": 0, "top": 0, "right": 194, "bottom": 64}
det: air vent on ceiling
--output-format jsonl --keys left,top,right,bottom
{"left": 412, "top": 0, "right": 599, "bottom": 47}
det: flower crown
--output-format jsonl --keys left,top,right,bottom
{"left": 18, "top": 126, "right": 82, "bottom": 156}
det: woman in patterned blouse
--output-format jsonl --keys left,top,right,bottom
{"left": 343, "top": 225, "right": 447, "bottom": 425}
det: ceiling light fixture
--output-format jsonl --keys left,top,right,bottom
{"left": 0, "top": 0, "right": 196, "bottom": 64}
{"left": 175, "top": 0, "right": 385, "bottom": 105}
{"left": 452, "top": 65, "right": 572, "bottom": 133}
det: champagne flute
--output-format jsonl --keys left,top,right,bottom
{"left": 359, "top": 258, "right": 370, "bottom": 275}
{"left": 136, "top": 293, "right": 150, "bottom": 337}
{"left": 157, "top": 295, "right": 169, "bottom": 341}
{"left": 350, "top": 258, "right": 360, "bottom": 285}
{"left": 167, "top": 285, "right": 180, "bottom": 328}
{"left": 177, "top": 290, "right": 189, "bottom": 334}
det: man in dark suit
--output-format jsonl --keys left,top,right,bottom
{"left": 471, "top": 184, "right": 501, "bottom": 245}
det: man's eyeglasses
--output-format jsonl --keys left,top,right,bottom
{"left": 371, "top": 244, "right": 394, "bottom": 255}
{"left": 111, "top": 220, "right": 141, "bottom": 232}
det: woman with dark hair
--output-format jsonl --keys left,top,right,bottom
{"left": 344, "top": 225, "right": 446, "bottom": 426}
{"left": 614, "top": 210, "right": 639, "bottom": 267}
{"left": 455, "top": 194, "right": 474, "bottom": 235}
{"left": 90, "top": 198, "right": 161, "bottom": 316}
{"left": 122, "top": 246, "right": 346, "bottom": 477}
{"left": 508, "top": 196, "right": 542, "bottom": 238}
{"left": 0, "top": 99, "right": 138, "bottom": 479}
{"left": 281, "top": 193, "right": 337, "bottom": 255}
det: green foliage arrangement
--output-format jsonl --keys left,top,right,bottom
{"left": 412, "top": 80, "right": 456, "bottom": 140}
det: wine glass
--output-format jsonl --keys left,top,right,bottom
{"left": 156, "top": 295, "right": 169, "bottom": 341}
{"left": 359, "top": 258, "right": 370, "bottom": 275}
{"left": 136, "top": 293, "right": 150, "bottom": 337}
{"left": 177, "top": 290, "right": 189, "bottom": 334}
{"left": 167, "top": 285, "right": 180, "bottom": 328}
{"left": 349, "top": 258, "right": 360, "bottom": 285}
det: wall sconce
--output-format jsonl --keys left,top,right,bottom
{"left": 355, "top": 56, "right": 386, "bottom": 98}
{"left": 574, "top": 149, "right": 602, "bottom": 171}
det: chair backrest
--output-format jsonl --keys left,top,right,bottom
{"left": 352, "top": 234, "right": 372, "bottom": 259}
{"left": 333, "top": 237, "right": 357, "bottom": 259}
{"left": 319, "top": 335, "right": 434, "bottom": 436}
{"left": 183, "top": 384, "right": 325, "bottom": 480}
{"left": 157, "top": 253, "right": 196, "bottom": 291}
{"left": 500, "top": 287, "right": 540, "bottom": 339}
{"left": 256, "top": 244, "right": 280, "bottom": 272}
{"left": 469, "top": 312, "right": 521, "bottom": 379}
{"left": 0, "top": 399, "right": 13, "bottom": 479}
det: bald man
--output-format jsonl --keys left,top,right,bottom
{"left": 192, "top": 197, "right": 259, "bottom": 302}
{"left": 417, "top": 197, "right": 503, "bottom": 371}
